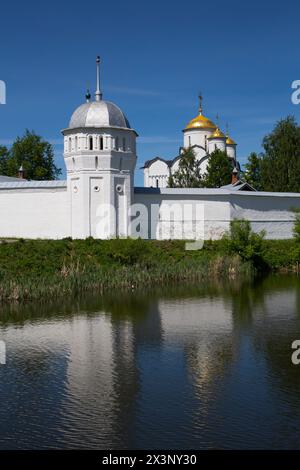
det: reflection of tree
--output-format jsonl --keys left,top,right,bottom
{"left": 250, "top": 280, "right": 300, "bottom": 407}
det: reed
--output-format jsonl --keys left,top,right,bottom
{"left": 0, "top": 237, "right": 250, "bottom": 302}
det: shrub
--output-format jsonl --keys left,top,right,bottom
{"left": 222, "top": 219, "right": 266, "bottom": 265}
{"left": 292, "top": 209, "right": 300, "bottom": 241}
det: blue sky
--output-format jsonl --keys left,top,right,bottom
{"left": 0, "top": 0, "right": 300, "bottom": 185}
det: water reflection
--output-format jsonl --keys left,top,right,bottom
{"left": 0, "top": 276, "right": 300, "bottom": 449}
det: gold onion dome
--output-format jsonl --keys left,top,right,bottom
{"left": 184, "top": 94, "right": 217, "bottom": 130}
{"left": 208, "top": 127, "right": 226, "bottom": 139}
{"left": 185, "top": 113, "right": 217, "bottom": 130}
{"left": 226, "top": 135, "right": 236, "bottom": 145}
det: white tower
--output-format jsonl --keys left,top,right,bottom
{"left": 207, "top": 126, "right": 226, "bottom": 153}
{"left": 225, "top": 129, "right": 237, "bottom": 162}
{"left": 62, "top": 57, "right": 138, "bottom": 239}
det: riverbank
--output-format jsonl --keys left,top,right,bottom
{"left": 0, "top": 237, "right": 298, "bottom": 302}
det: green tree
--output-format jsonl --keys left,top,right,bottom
{"left": 222, "top": 219, "right": 266, "bottom": 264}
{"left": 4, "top": 130, "right": 61, "bottom": 180}
{"left": 0, "top": 146, "right": 9, "bottom": 175}
{"left": 244, "top": 152, "right": 263, "bottom": 190}
{"left": 260, "top": 116, "right": 300, "bottom": 192}
{"left": 203, "top": 149, "right": 232, "bottom": 188}
{"left": 168, "top": 147, "right": 202, "bottom": 188}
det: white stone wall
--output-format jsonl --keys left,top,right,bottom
{"left": 133, "top": 189, "right": 231, "bottom": 240}
{"left": 133, "top": 189, "right": 300, "bottom": 240}
{"left": 0, "top": 185, "right": 299, "bottom": 241}
{"left": 230, "top": 192, "right": 299, "bottom": 239}
{"left": 0, "top": 187, "right": 69, "bottom": 239}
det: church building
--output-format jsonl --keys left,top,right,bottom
{"left": 142, "top": 96, "right": 239, "bottom": 189}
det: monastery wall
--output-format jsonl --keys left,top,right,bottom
{"left": 134, "top": 188, "right": 300, "bottom": 240}
{"left": 0, "top": 185, "right": 69, "bottom": 239}
{"left": 230, "top": 192, "right": 300, "bottom": 239}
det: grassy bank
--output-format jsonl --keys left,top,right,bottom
{"left": 0, "top": 238, "right": 252, "bottom": 302}
{"left": 0, "top": 237, "right": 298, "bottom": 302}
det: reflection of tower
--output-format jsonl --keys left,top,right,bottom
{"left": 64, "top": 314, "right": 139, "bottom": 448}
{"left": 63, "top": 300, "right": 164, "bottom": 448}
{"left": 62, "top": 57, "right": 138, "bottom": 239}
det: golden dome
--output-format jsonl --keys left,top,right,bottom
{"left": 226, "top": 135, "right": 236, "bottom": 145}
{"left": 185, "top": 113, "right": 217, "bottom": 131}
{"left": 208, "top": 127, "right": 226, "bottom": 139}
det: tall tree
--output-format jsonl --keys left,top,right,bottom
{"left": 261, "top": 116, "right": 300, "bottom": 192}
{"left": 4, "top": 130, "right": 61, "bottom": 180}
{"left": 168, "top": 147, "right": 202, "bottom": 188}
{"left": 203, "top": 149, "right": 232, "bottom": 188}
{"left": 0, "top": 146, "right": 9, "bottom": 175}
{"left": 244, "top": 152, "right": 263, "bottom": 190}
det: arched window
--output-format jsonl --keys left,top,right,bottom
{"left": 156, "top": 178, "right": 159, "bottom": 188}
{"left": 115, "top": 137, "right": 119, "bottom": 150}
{"left": 214, "top": 144, "right": 217, "bottom": 150}
{"left": 68, "top": 137, "right": 72, "bottom": 152}
{"left": 75, "top": 136, "right": 78, "bottom": 151}
{"left": 188, "top": 136, "right": 191, "bottom": 146}
{"left": 122, "top": 138, "right": 126, "bottom": 151}
{"left": 89, "top": 136, "right": 93, "bottom": 150}
{"left": 100, "top": 137, "right": 104, "bottom": 150}
{"left": 72, "top": 157, "right": 75, "bottom": 170}
{"left": 95, "top": 156, "right": 98, "bottom": 169}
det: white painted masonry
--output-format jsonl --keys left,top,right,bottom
{"left": 0, "top": 62, "right": 299, "bottom": 241}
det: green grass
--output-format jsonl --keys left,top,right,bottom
{"left": 0, "top": 238, "right": 250, "bottom": 302}
{"left": 0, "top": 237, "right": 298, "bottom": 303}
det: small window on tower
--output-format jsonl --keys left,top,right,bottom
{"left": 156, "top": 179, "right": 159, "bottom": 188}
{"left": 89, "top": 137, "right": 93, "bottom": 150}
{"left": 123, "top": 138, "right": 126, "bottom": 151}
{"left": 68, "top": 137, "right": 72, "bottom": 152}
{"left": 115, "top": 137, "right": 119, "bottom": 150}
{"left": 95, "top": 156, "right": 98, "bottom": 169}
{"left": 188, "top": 136, "right": 191, "bottom": 146}
{"left": 75, "top": 136, "right": 78, "bottom": 151}
{"left": 100, "top": 137, "right": 104, "bottom": 150}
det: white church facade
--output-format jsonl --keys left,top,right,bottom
{"left": 0, "top": 58, "right": 300, "bottom": 241}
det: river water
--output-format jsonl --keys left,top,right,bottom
{"left": 0, "top": 275, "right": 300, "bottom": 449}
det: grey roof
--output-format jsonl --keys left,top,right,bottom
{"left": 134, "top": 187, "right": 300, "bottom": 197}
{"left": 220, "top": 181, "right": 256, "bottom": 191}
{"left": 0, "top": 175, "right": 24, "bottom": 182}
{"left": 141, "top": 156, "right": 173, "bottom": 169}
{"left": 68, "top": 100, "right": 131, "bottom": 130}
{"left": 0, "top": 180, "right": 67, "bottom": 189}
